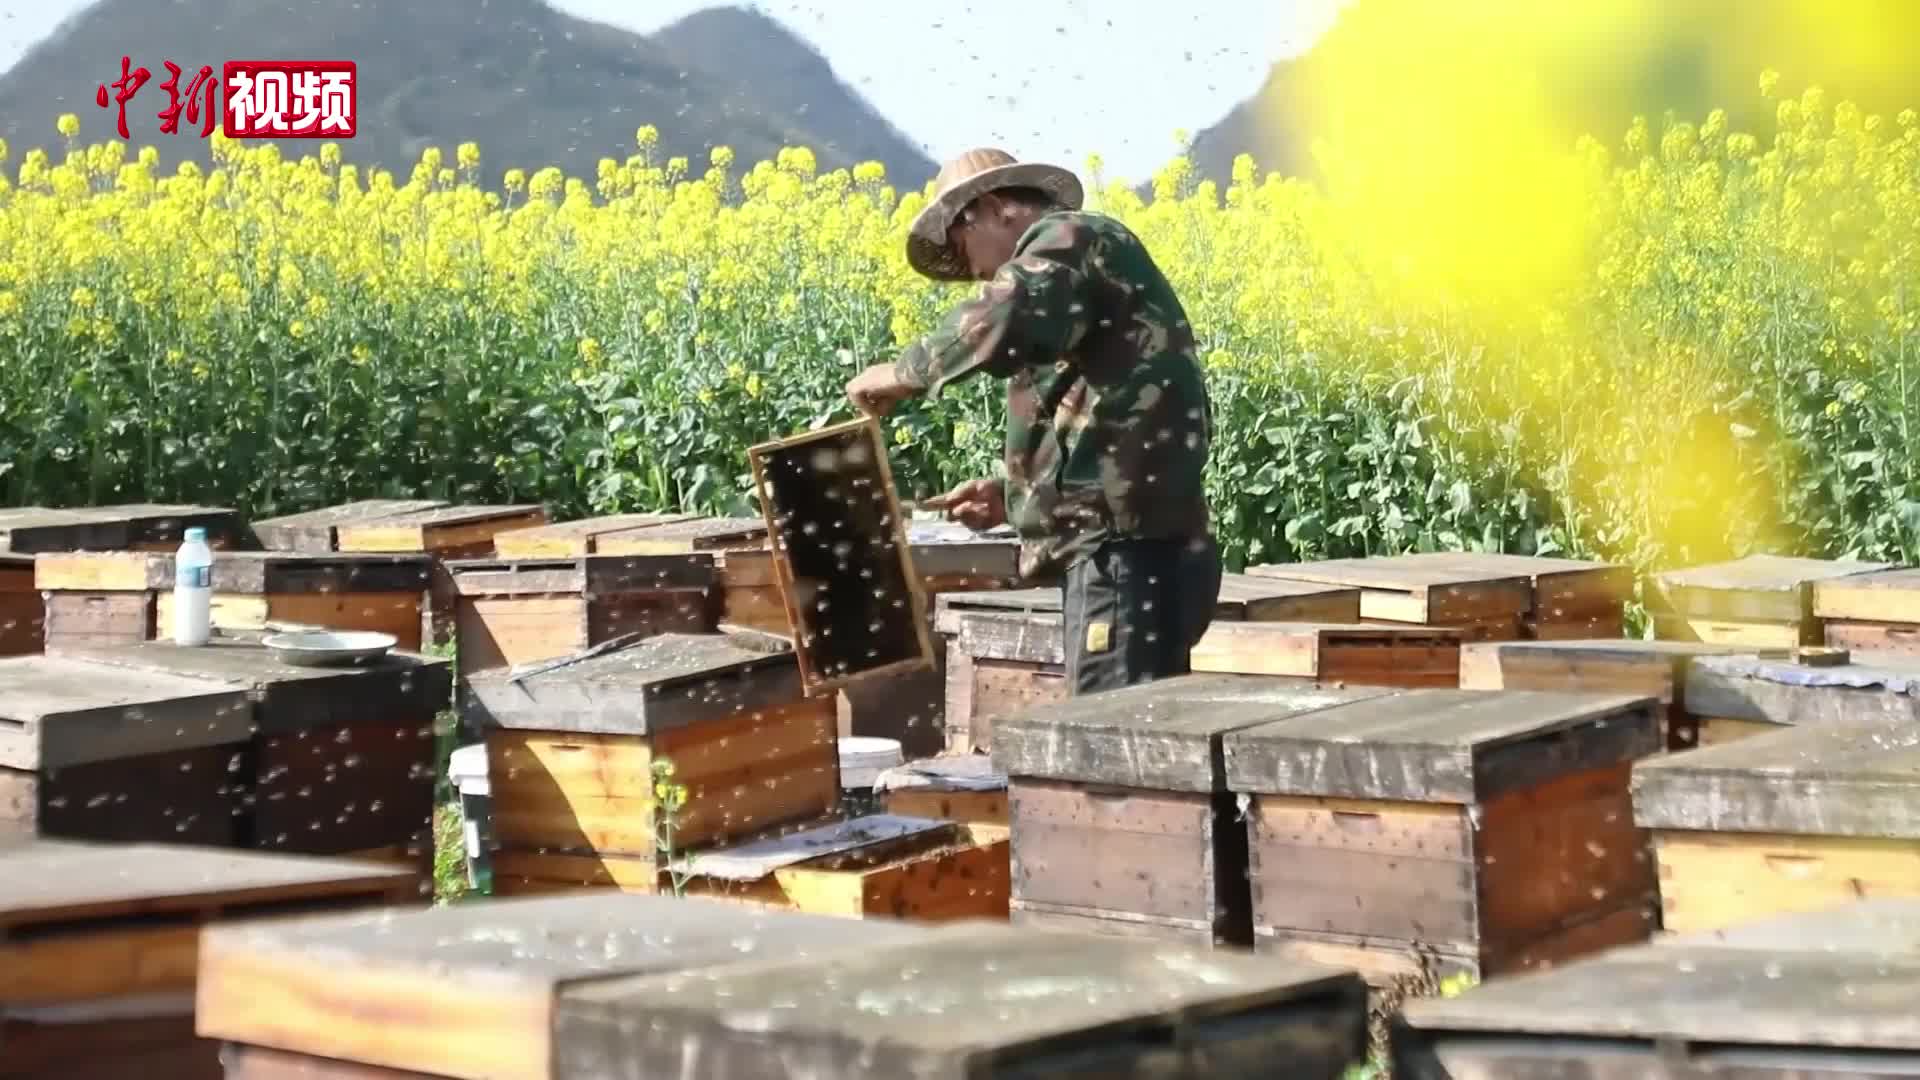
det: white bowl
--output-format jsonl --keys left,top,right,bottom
{"left": 260, "top": 630, "right": 397, "bottom": 667}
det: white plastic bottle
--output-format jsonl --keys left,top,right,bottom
{"left": 172, "top": 526, "right": 213, "bottom": 646}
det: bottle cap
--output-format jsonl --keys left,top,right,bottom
{"left": 184, "top": 527, "right": 207, "bottom": 543}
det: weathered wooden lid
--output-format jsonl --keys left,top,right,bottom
{"left": 992, "top": 674, "right": 1395, "bottom": 792}
{"left": 1458, "top": 638, "right": 1759, "bottom": 698}
{"left": 58, "top": 639, "right": 452, "bottom": 734}
{"left": 1398, "top": 943, "right": 1920, "bottom": 1053}
{"left": 250, "top": 500, "right": 450, "bottom": 552}
{"left": 0, "top": 505, "right": 237, "bottom": 553}
{"left": 1659, "top": 898, "right": 1920, "bottom": 956}
{"left": 554, "top": 923, "right": 1367, "bottom": 1079}
{"left": 596, "top": 516, "right": 770, "bottom": 555}
{"left": 0, "top": 840, "right": 413, "bottom": 934}
{"left": 195, "top": 893, "right": 939, "bottom": 1079}
{"left": 1224, "top": 688, "right": 1661, "bottom": 803}
{"left": 1815, "top": 566, "right": 1920, "bottom": 623}
{"left": 1632, "top": 716, "right": 1920, "bottom": 837}
{"left": 0, "top": 655, "right": 253, "bottom": 769}
{"left": 1654, "top": 554, "right": 1895, "bottom": 622}
{"left": 1246, "top": 555, "right": 1534, "bottom": 622}
{"left": 443, "top": 553, "right": 715, "bottom": 596}
{"left": 873, "top": 752, "right": 1006, "bottom": 794}
{"left": 491, "top": 513, "right": 699, "bottom": 559}
{"left": 935, "top": 574, "right": 1358, "bottom": 622}
{"left": 458, "top": 631, "right": 804, "bottom": 735}
{"left": 34, "top": 549, "right": 433, "bottom": 594}
{"left": 1683, "top": 650, "right": 1920, "bottom": 727}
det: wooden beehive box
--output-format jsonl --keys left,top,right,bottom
{"left": 876, "top": 752, "right": 1009, "bottom": 827}
{"left": 1247, "top": 554, "right": 1536, "bottom": 640}
{"left": 0, "top": 504, "right": 245, "bottom": 554}
{"left": 674, "top": 813, "right": 1010, "bottom": 922}
{"left": 36, "top": 550, "right": 433, "bottom": 652}
{"left": 991, "top": 674, "right": 1396, "bottom": 946}
{"left": 1222, "top": 688, "right": 1665, "bottom": 983}
{"left": 555, "top": 923, "right": 1370, "bottom": 1080}
{"left": 590, "top": 516, "right": 783, "bottom": 634}
{"left": 1816, "top": 566, "right": 1920, "bottom": 657}
{"left": 57, "top": 638, "right": 450, "bottom": 876}
{"left": 746, "top": 417, "right": 935, "bottom": 694}
{"left": 1681, "top": 650, "right": 1920, "bottom": 744}
{"left": 1459, "top": 638, "right": 1763, "bottom": 750}
{"left": 249, "top": 499, "right": 449, "bottom": 553}
{"left": 490, "top": 512, "right": 698, "bottom": 558}
{"left": 0, "top": 840, "right": 416, "bottom": 1080}
{"left": 933, "top": 574, "right": 1364, "bottom": 754}
{"left": 1418, "top": 551, "right": 1634, "bottom": 638}
{"left": 1652, "top": 553, "right": 1895, "bottom": 648}
{"left": 335, "top": 503, "right": 550, "bottom": 648}
{"left": 1191, "top": 621, "right": 1464, "bottom": 686}
{"left": 0, "top": 553, "right": 40, "bottom": 655}
{"left": 1631, "top": 716, "right": 1920, "bottom": 934}
{"left": 1656, "top": 895, "right": 1920, "bottom": 953}
{"left": 595, "top": 515, "right": 769, "bottom": 556}
{"left": 1392, "top": 938, "right": 1920, "bottom": 1077}
{"left": 458, "top": 632, "right": 840, "bottom": 896}
{"left": 194, "top": 893, "right": 940, "bottom": 1080}
{"left": 445, "top": 553, "right": 717, "bottom": 675}
{"left": 0, "top": 655, "right": 254, "bottom": 846}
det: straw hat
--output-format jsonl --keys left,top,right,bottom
{"left": 906, "top": 148, "right": 1084, "bottom": 281}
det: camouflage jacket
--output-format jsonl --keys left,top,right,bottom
{"left": 893, "top": 210, "right": 1213, "bottom": 579}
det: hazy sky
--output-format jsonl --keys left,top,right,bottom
{"left": 0, "top": 0, "right": 1342, "bottom": 181}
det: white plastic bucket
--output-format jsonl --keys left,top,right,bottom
{"left": 838, "top": 737, "right": 904, "bottom": 791}
{"left": 447, "top": 743, "right": 491, "bottom": 890}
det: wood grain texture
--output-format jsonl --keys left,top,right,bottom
{"left": 56, "top": 640, "right": 451, "bottom": 736}
{"left": 1825, "top": 618, "right": 1920, "bottom": 658}
{"left": 457, "top": 631, "right": 805, "bottom": 736}
{"left": 193, "top": 893, "right": 940, "bottom": 1080}
{"left": 992, "top": 675, "right": 1393, "bottom": 792}
{"left": 594, "top": 516, "right": 769, "bottom": 555}
{"left": 41, "top": 590, "right": 153, "bottom": 649}
{"left": 1190, "top": 621, "right": 1462, "bottom": 686}
{"left": 1223, "top": 689, "right": 1662, "bottom": 804}
{"left": 1654, "top": 553, "right": 1894, "bottom": 624}
{"left": 249, "top": 501, "right": 450, "bottom": 553}
{"left": 1631, "top": 716, "right": 1920, "bottom": 837}
{"left": 552, "top": 922, "right": 1368, "bottom": 1080}
{"left": 1245, "top": 555, "right": 1536, "bottom": 624}
{"left": 1653, "top": 829, "right": 1920, "bottom": 933}
{"left": 1682, "top": 651, "right": 1920, "bottom": 728}
{"left": 334, "top": 505, "right": 548, "bottom": 557}
{"left": 1657, "top": 896, "right": 1920, "bottom": 954}
{"left": 490, "top": 513, "right": 698, "bottom": 559}
{"left": 2, "top": 744, "right": 244, "bottom": 846}
{"left": 0, "top": 655, "right": 254, "bottom": 769}
{"left": 1814, "top": 566, "right": 1920, "bottom": 624}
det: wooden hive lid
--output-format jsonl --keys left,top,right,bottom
{"left": 1222, "top": 688, "right": 1661, "bottom": 803}
{"left": 458, "top": 631, "right": 804, "bottom": 735}
{"left": 991, "top": 674, "right": 1397, "bottom": 792}
{"left": 595, "top": 515, "right": 770, "bottom": 555}
{"left": 936, "top": 574, "right": 1356, "bottom": 623}
{"left": 249, "top": 499, "right": 450, "bottom": 552}
{"left": 1655, "top": 553, "right": 1896, "bottom": 623}
{"left": 1658, "top": 898, "right": 1920, "bottom": 956}
{"left": 58, "top": 639, "right": 452, "bottom": 734}
{"left": 194, "top": 893, "right": 939, "bottom": 1080}
{"left": 900, "top": 523, "right": 1021, "bottom": 580}
{"left": 443, "top": 552, "right": 716, "bottom": 596}
{"left": 1682, "top": 650, "right": 1920, "bottom": 726}
{"left": 1246, "top": 554, "right": 1533, "bottom": 622}
{"left": 491, "top": 513, "right": 702, "bottom": 558}
{"left": 1398, "top": 942, "right": 1920, "bottom": 1052}
{"left": 0, "top": 654, "right": 254, "bottom": 769}
{"left": 33, "top": 549, "right": 433, "bottom": 594}
{"left": 0, "top": 840, "right": 414, "bottom": 934}
{"left": 1631, "top": 716, "right": 1920, "bottom": 838}
{"left": 872, "top": 752, "right": 1006, "bottom": 794}
{"left": 0, "top": 506, "right": 132, "bottom": 553}
{"left": 1814, "top": 566, "right": 1920, "bottom": 623}
{"left": 554, "top": 923, "right": 1367, "bottom": 1079}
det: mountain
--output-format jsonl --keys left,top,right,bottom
{"left": 0, "top": 0, "right": 936, "bottom": 188}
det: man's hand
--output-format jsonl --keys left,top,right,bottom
{"left": 846, "top": 363, "right": 916, "bottom": 417}
{"left": 921, "top": 477, "right": 1006, "bottom": 531}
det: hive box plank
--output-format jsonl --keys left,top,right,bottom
{"left": 333, "top": 504, "right": 549, "bottom": 557}
{"left": 1459, "top": 638, "right": 1761, "bottom": 750}
{"left": 0, "top": 507, "right": 128, "bottom": 553}
{"left": 0, "top": 505, "right": 244, "bottom": 554}
{"left": 1657, "top": 896, "right": 1920, "bottom": 953}
{"left": 1682, "top": 650, "right": 1920, "bottom": 738}
{"left": 593, "top": 515, "right": 768, "bottom": 556}
{"left": 1632, "top": 717, "right": 1920, "bottom": 933}
{"left": 57, "top": 640, "right": 449, "bottom": 865}
{"left": 489, "top": 513, "right": 697, "bottom": 559}
{"left": 249, "top": 500, "right": 449, "bottom": 553}
{"left": 446, "top": 554, "right": 716, "bottom": 674}
{"left": 1191, "top": 621, "right": 1463, "bottom": 686}
{"left": 0, "top": 553, "right": 40, "bottom": 655}
{"left": 1392, "top": 943, "right": 1920, "bottom": 1077}
{"left": 555, "top": 923, "right": 1369, "bottom": 1080}
{"left": 1817, "top": 567, "right": 1920, "bottom": 657}
{"left": 993, "top": 675, "right": 1394, "bottom": 946}
{"left": 193, "top": 893, "right": 939, "bottom": 1080}
{"left": 1224, "top": 688, "right": 1664, "bottom": 983}
{"left": 676, "top": 813, "right": 1010, "bottom": 923}
{"left": 1, "top": 841, "right": 415, "bottom": 1080}
{"left": 37, "top": 551, "right": 433, "bottom": 652}
{"left": 1246, "top": 554, "right": 1533, "bottom": 633}
{"left": 746, "top": 417, "right": 935, "bottom": 694}
{"left": 460, "top": 633, "right": 840, "bottom": 894}
{"left": 0, "top": 654, "right": 254, "bottom": 846}
{"left": 876, "top": 752, "right": 1009, "bottom": 827}
{"left": 1653, "top": 553, "right": 1895, "bottom": 648}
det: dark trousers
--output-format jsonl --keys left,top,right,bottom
{"left": 1062, "top": 536, "right": 1224, "bottom": 696}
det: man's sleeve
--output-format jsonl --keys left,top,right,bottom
{"left": 893, "top": 218, "right": 1094, "bottom": 397}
